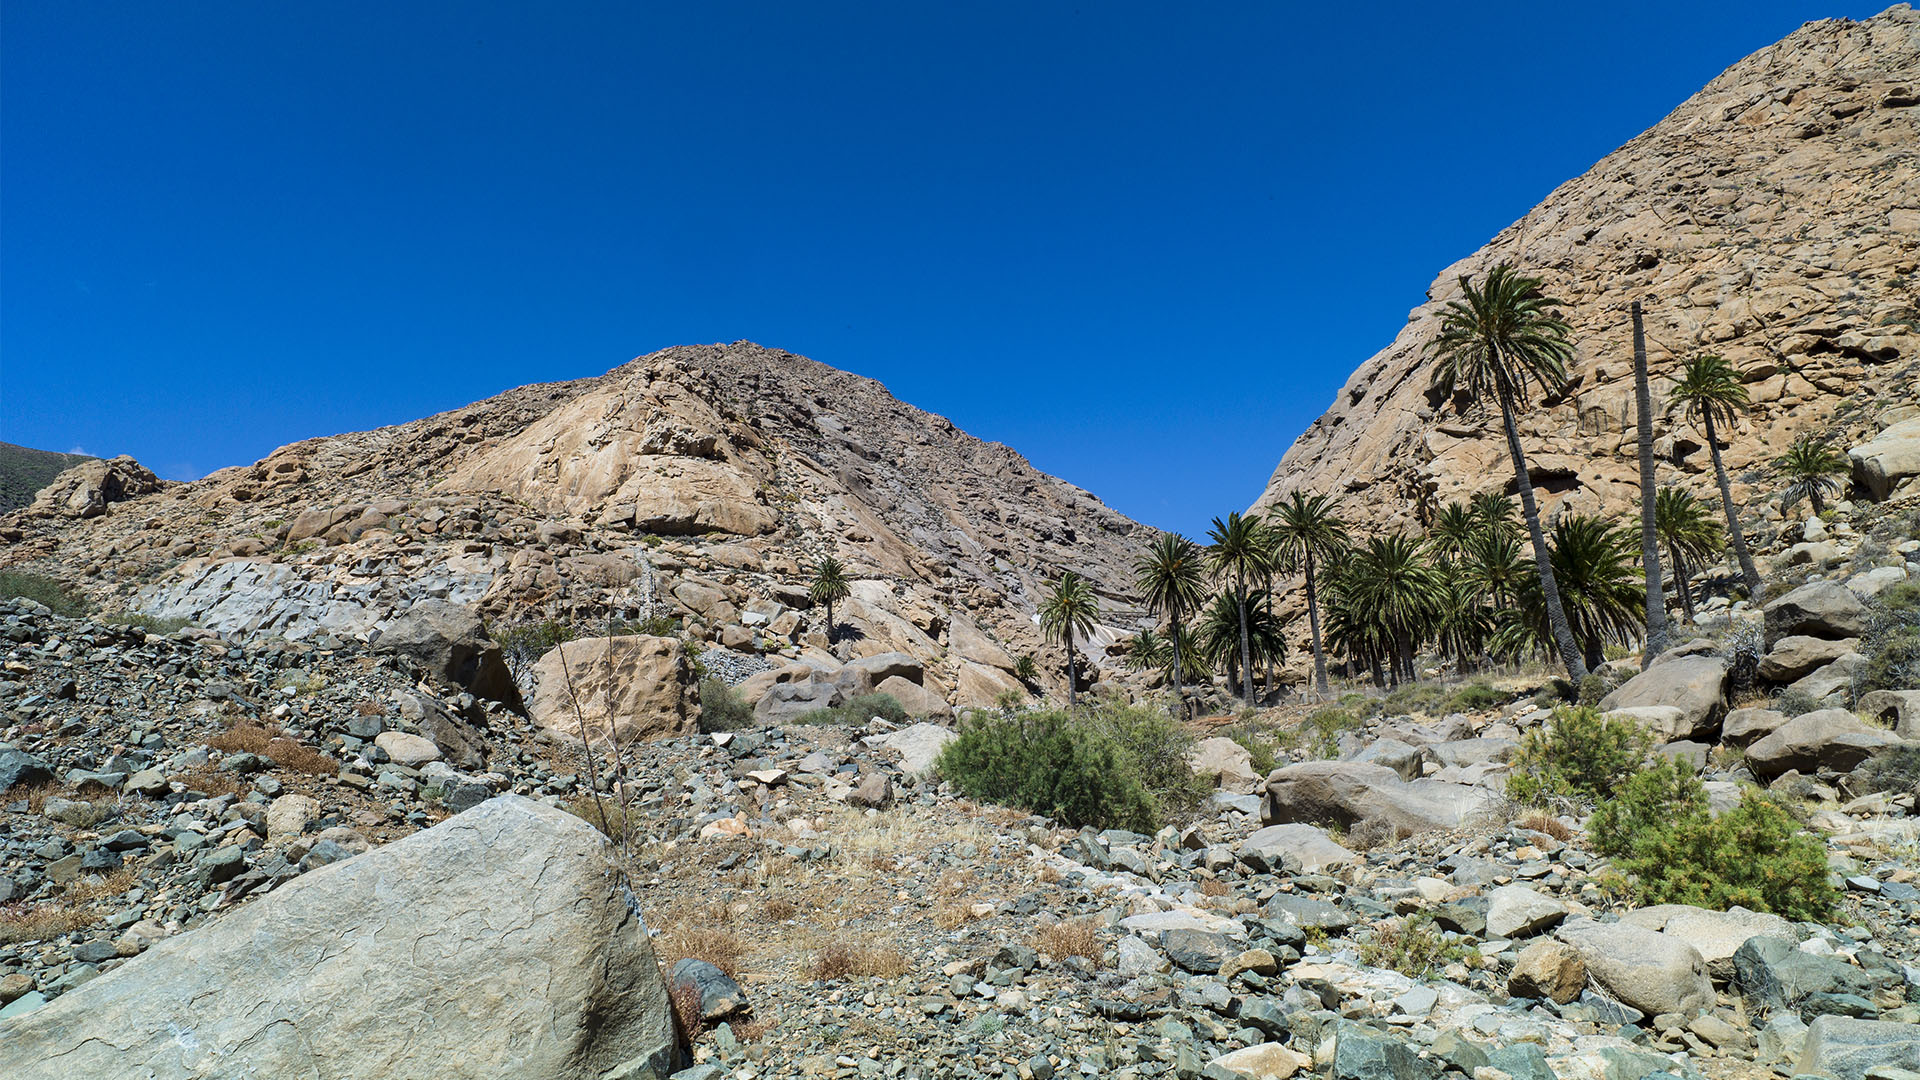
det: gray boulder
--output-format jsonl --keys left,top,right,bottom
{"left": 1744, "top": 709, "right": 1906, "bottom": 779}
{"left": 1796, "top": 1015, "right": 1920, "bottom": 1080}
{"left": 1485, "top": 885, "right": 1567, "bottom": 939}
{"left": 1847, "top": 415, "right": 1920, "bottom": 502}
{"left": 844, "top": 651, "right": 924, "bottom": 684}
{"left": 0, "top": 750, "right": 53, "bottom": 794}
{"left": 1598, "top": 655, "right": 1728, "bottom": 741}
{"left": 0, "top": 796, "right": 676, "bottom": 1079}
{"left": 1733, "top": 936, "right": 1883, "bottom": 1011}
{"left": 1238, "top": 823, "right": 1355, "bottom": 874}
{"left": 753, "top": 678, "right": 841, "bottom": 724}
{"left": 1858, "top": 689, "right": 1920, "bottom": 739}
{"left": 372, "top": 600, "right": 520, "bottom": 707}
{"left": 1260, "top": 761, "right": 1497, "bottom": 835}
{"left": 1554, "top": 918, "right": 1714, "bottom": 1018}
{"left": 1721, "top": 707, "right": 1788, "bottom": 748}
{"left": 1764, "top": 580, "right": 1871, "bottom": 642}
{"left": 1348, "top": 737, "right": 1423, "bottom": 780}
{"left": 1758, "top": 635, "right": 1861, "bottom": 683}
{"left": 1619, "top": 904, "right": 1795, "bottom": 983}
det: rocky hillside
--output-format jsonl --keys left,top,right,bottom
{"left": 0, "top": 342, "right": 1155, "bottom": 718}
{"left": 1256, "top": 6, "right": 1920, "bottom": 536}
{"left": 0, "top": 443, "right": 94, "bottom": 515}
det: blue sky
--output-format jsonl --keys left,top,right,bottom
{"left": 1, "top": 2, "right": 1884, "bottom": 538}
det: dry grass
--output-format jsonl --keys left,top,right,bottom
{"left": 1035, "top": 862, "right": 1064, "bottom": 885}
{"left": 1198, "top": 877, "right": 1231, "bottom": 898}
{"left": 174, "top": 771, "right": 246, "bottom": 799}
{"left": 1516, "top": 811, "right": 1573, "bottom": 842}
{"left": 658, "top": 925, "right": 745, "bottom": 977}
{"left": 354, "top": 699, "right": 386, "bottom": 717}
{"left": 1034, "top": 917, "right": 1102, "bottom": 962}
{"left": 0, "top": 869, "right": 136, "bottom": 945}
{"left": 1344, "top": 817, "right": 1406, "bottom": 852}
{"left": 811, "top": 941, "right": 910, "bottom": 981}
{"left": 761, "top": 897, "right": 798, "bottom": 922}
{"left": 669, "top": 977, "right": 705, "bottom": 1040}
{"left": 207, "top": 721, "right": 339, "bottom": 776}
{"left": 933, "top": 899, "right": 980, "bottom": 930}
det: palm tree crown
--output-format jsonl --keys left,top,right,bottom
{"left": 808, "top": 556, "right": 851, "bottom": 645}
{"left": 1774, "top": 435, "right": 1850, "bottom": 516}
{"left": 1668, "top": 353, "right": 1762, "bottom": 599}
{"left": 1133, "top": 533, "right": 1209, "bottom": 715}
{"left": 1038, "top": 571, "right": 1100, "bottom": 709}
{"left": 1266, "top": 491, "right": 1348, "bottom": 696}
{"left": 1207, "top": 511, "right": 1273, "bottom": 703}
{"left": 1654, "top": 486, "right": 1725, "bottom": 624}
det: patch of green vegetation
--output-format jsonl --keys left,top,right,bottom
{"left": 493, "top": 619, "right": 577, "bottom": 670}
{"left": 697, "top": 677, "right": 755, "bottom": 732}
{"left": 1298, "top": 705, "right": 1366, "bottom": 759}
{"left": 797, "top": 692, "right": 911, "bottom": 727}
{"left": 1590, "top": 757, "right": 1836, "bottom": 921}
{"left": 1507, "top": 705, "right": 1655, "bottom": 805}
{"left": 1445, "top": 681, "right": 1507, "bottom": 713}
{"left": 1856, "top": 582, "right": 1920, "bottom": 697}
{"left": 0, "top": 570, "right": 92, "bottom": 616}
{"left": 104, "top": 612, "right": 190, "bottom": 634}
{"left": 936, "top": 699, "right": 1206, "bottom": 832}
{"left": 1358, "top": 913, "right": 1476, "bottom": 979}
{"left": 609, "top": 614, "right": 682, "bottom": 638}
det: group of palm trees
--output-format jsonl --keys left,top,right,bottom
{"left": 1025, "top": 262, "right": 1858, "bottom": 709}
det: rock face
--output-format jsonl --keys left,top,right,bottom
{"left": 1848, "top": 415, "right": 1920, "bottom": 501}
{"left": 1260, "top": 761, "right": 1497, "bottom": 835}
{"left": 372, "top": 599, "right": 520, "bottom": 706}
{"left": 0, "top": 796, "right": 677, "bottom": 1079}
{"left": 28, "top": 455, "right": 164, "bottom": 518}
{"left": 1743, "top": 709, "right": 1907, "bottom": 779}
{"left": 527, "top": 634, "right": 697, "bottom": 743}
{"left": 1251, "top": 7, "right": 1919, "bottom": 643}
{"left": 1598, "top": 655, "right": 1728, "bottom": 741}
{"left": 1764, "top": 581, "right": 1873, "bottom": 644}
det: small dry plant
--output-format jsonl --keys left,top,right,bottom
{"left": 208, "top": 721, "right": 338, "bottom": 776}
{"left": 1516, "top": 811, "right": 1573, "bottom": 842}
{"left": 1198, "top": 877, "right": 1231, "bottom": 898}
{"left": 669, "top": 977, "right": 705, "bottom": 1041}
{"left": 933, "top": 899, "right": 980, "bottom": 930}
{"left": 1344, "top": 817, "right": 1405, "bottom": 852}
{"left": 1034, "top": 917, "right": 1101, "bottom": 962}
{"left": 811, "top": 941, "right": 910, "bottom": 980}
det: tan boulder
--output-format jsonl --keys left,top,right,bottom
{"left": 30, "top": 455, "right": 163, "bottom": 519}
{"left": 955, "top": 661, "right": 1026, "bottom": 707}
{"left": 949, "top": 614, "right": 1017, "bottom": 671}
{"left": 874, "top": 675, "right": 950, "bottom": 719}
{"left": 528, "top": 635, "right": 696, "bottom": 743}
{"left": 1509, "top": 939, "right": 1588, "bottom": 1004}
{"left": 1190, "top": 737, "right": 1261, "bottom": 794}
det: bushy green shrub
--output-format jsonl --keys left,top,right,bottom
{"left": 1299, "top": 706, "right": 1366, "bottom": 759}
{"left": 1771, "top": 688, "right": 1822, "bottom": 717}
{"left": 1446, "top": 682, "right": 1506, "bottom": 713}
{"left": 935, "top": 699, "right": 1204, "bottom": 832}
{"left": 105, "top": 612, "right": 190, "bottom": 634}
{"left": 1506, "top": 706, "right": 1654, "bottom": 805}
{"left": 1576, "top": 673, "right": 1609, "bottom": 707}
{"left": 1589, "top": 757, "right": 1836, "bottom": 920}
{"left": 609, "top": 614, "right": 682, "bottom": 638}
{"left": 1856, "top": 582, "right": 1920, "bottom": 696}
{"left": 494, "top": 619, "right": 576, "bottom": 672}
{"left": 698, "top": 678, "right": 755, "bottom": 732}
{"left": 797, "top": 692, "right": 911, "bottom": 727}
{"left": 1854, "top": 744, "right": 1920, "bottom": 795}
{"left": 0, "top": 571, "right": 91, "bottom": 616}
{"left": 1381, "top": 682, "right": 1451, "bottom": 717}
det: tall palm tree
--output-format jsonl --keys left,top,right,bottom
{"left": 1134, "top": 533, "right": 1209, "bottom": 716}
{"left": 1629, "top": 300, "right": 1670, "bottom": 667}
{"left": 1493, "top": 513, "right": 1643, "bottom": 671}
{"left": 1344, "top": 534, "right": 1446, "bottom": 685}
{"left": 1266, "top": 491, "right": 1348, "bottom": 697}
{"left": 1429, "top": 502, "right": 1478, "bottom": 564}
{"left": 1461, "top": 531, "right": 1528, "bottom": 612}
{"left": 1207, "top": 511, "right": 1271, "bottom": 703}
{"left": 1654, "top": 486, "right": 1725, "bottom": 625}
{"left": 1469, "top": 490, "right": 1521, "bottom": 543}
{"left": 1038, "top": 571, "right": 1099, "bottom": 710}
{"left": 1668, "top": 353, "right": 1762, "bottom": 600}
{"left": 1197, "top": 592, "right": 1247, "bottom": 693}
{"left": 1435, "top": 570, "right": 1495, "bottom": 676}
{"left": 1427, "top": 263, "right": 1587, "bottom": 682}
{"left": 808, "top": 556, "right": 851, "bottom": 645}
{"left": 1774, "top": 435, "right": 1850, "bottom": 516}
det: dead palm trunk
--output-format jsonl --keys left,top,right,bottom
{"left": 1494, "top": 375, "right": 1589, "bottom": 682}
{"left": 1669, "top": 544, "right": 1697, "bottom": 624}
{"left": 1304, "top": 551, "right": 1329, "bottom": 698}
{"left": 1235, "top": 577, "right": 1253, "bottom": 704}
{"left": 1702, "top": 409, "right": 1764, "bottom": 602}
{"left": 1631, "top": 301, "right": 1669, "bottom": 668}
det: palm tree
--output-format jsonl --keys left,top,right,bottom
{"left": 1461, "top": 531, "right": 1528, "bottom": 612}
{"left": 1134, "top": 533, "right": 1209, "bottom": 716}
{"left": 1429, "top": 502, "right": 1477, "bottom": 563}
{"left": 1493, "top": 513, "right": 1643, "bottom": 672}
{"left": 1344, "top": 534, "right": 1446, "bottom": 685}
{"left": 1207, "top": 511, "right": 1271, "bottom": 703}
{"left": 1668, "top": 353, "right": 1762, "bottom": 600}
{"left": 1427, "top": 263, "right": 1587, "bottom": 682}
{"left": 1654, "top": 487, "right": 1725, "bottom": 624}
{"left": 1197, "top": 592, "right": 1248, "bottom": 693}
{"left": 1469, "top": 490, "right": 1521, "bottom": 543}
{"left": 1435, "top": 571, "right": 1495, "bottom": 676}
{"left": 1038, "top": 571, "right": 1099, "bottom": 710}
{"left": 1629, "top": 300, "right": 1670, "bottom": 667}
{"left": 1774, "top": 435, "right": 1850, "bottom": 516}
{"left": 1266, "top": 491, "right": 1348, "bottom": 697}
{"left": 808, "top": 556, "right": 851, "bottom": 645}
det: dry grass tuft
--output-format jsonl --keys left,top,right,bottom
{"left": 659, "top": 925, "right": 745, "bottom": 977}
{"left": 1344, "top": 817, "right": 1405, "bottom": 852}
{"left": 175, "top": 771, "right": 246, "bottom": 799}
{"left": 761, "top": 897, "right": 798, "bottom": 922}
{"left": 0, "top": 902, "right": 92, "bottom": 945}
{"left": 1516, "top": 811, "right": 1573, "bottom": 842}
{"left": 207, "top": 721, "right": 339, "bottom": 776}
{"left": 1198, "top": 877, "right": 1231, "bottom": 898}
{"left": 933, "top": 899, "right": 980, "bottom": 930}
{"left": 1035, "top": 862, "right": 1064, "bottom": 885}
{"left": 354, "top": 699, "right": 386, "bottom": 717}
{"left": 669, "top": 977, "right": 704, "bottom": 1040}
{"left": 1034, "top": 917, "right": 1102, "bottom": 962}
{"left": 811, "top": 941, "right": 910, "bottom": 981}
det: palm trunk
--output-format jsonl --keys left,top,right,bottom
{"left": 1669, "top": 545, "right": 1697, "bottom": 624}
{"left": 1304, "top": 553, "right": 1329, "bottom": 698}
{"left": 1631, "top": 301, "right": 1670, "bottom": 668}
{"left": 1703, "top": 411, "right": 1763, "bottom": 602}
{"left": 1495, "top": 376, "right": 1588, "bottom": 682}
{"left": 1236, "top": 578, "right": 1253, "bottom": 704}
{"left": 1169, "top": 607, "right": 1185, "bottom": 719}
{"left": 825, "top": 599, "right": 835, "bottom": 645}
{"left": 1064, "top": 625, "right": 1077, "bottom": 711}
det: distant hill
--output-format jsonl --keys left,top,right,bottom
{"left": 0, "top": 442, "right": 96, "bottom": 513}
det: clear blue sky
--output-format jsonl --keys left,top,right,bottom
{"left": 1, "top": 2, "right": 1884, "bottom": 538}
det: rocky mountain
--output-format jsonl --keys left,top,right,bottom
{"left": 0, "top": 443, "right": 95, "bottom": 515}
{"left": 0, "top": 342, "right": 1155, "bottom": 719}
{"left": 1256, "top": 6, "right": 1920, "bottom": 537}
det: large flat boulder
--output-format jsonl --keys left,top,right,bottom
{"left": 0, "top": 797, "right": 676, "bottom": 1079}
{"left": 1743, "top": 709, "right": 1906, "bottom": 779}
{"left": 1598, "top": 654, "right": 1728, "bottom": 741}
{"left": 1238, "top": 823, "right": 1355, "bottom": 874}
{"left": 1721, "top": 707, "right": 1788, "bottom": 748}
{"left": 372, "top": 599, "right": 521, "bottom": 707}
{"left": 1260, "top": 760, "right": 1497, "bottom": 835}
{"left": 1763, "top": 580, "right": 1871, "bottom": 642}
{"left": 1619, "top": 904, "right": 1795, "bottom": 982}
{"left": 1847, "top": 415, "right": 1920, "bottom": 502}
{"left": 528, "top": 634, "right": 696, "bottom": 743}
{"left": 874, "top": 675, "right": 950, "bottom": 719}
{"left": 1554, "top": 918, "right": 1714, "bottom": 1018}
{"left": 1758, "top": 635, "right": 1860, "bottom": 683}
{"left": 1796, "top": 1015, "right": 1920, "bottom": 1080}
{"left": 875, "top": 722, "right": 957, "bottom": 774}
{"left": 1191, "top": 737, "right": 1262, "bottom": 794}
{"left": 28, "top": 454, "right": 163, "bottom": 518}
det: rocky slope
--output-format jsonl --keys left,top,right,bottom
{"left": 1256, "top": 6, "right": 1920, "bottom": 537}
{"left": 0, "top": 342, "right": 1155, "bottom": 718}
{"left": 0, "top": 443, "right": 95, "bottom": 515}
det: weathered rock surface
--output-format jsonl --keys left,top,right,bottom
{"left": 1260, "top": 761, "right": 1497, "bottom": 834}
{"left": 28, "top": 455, "right": 164, "bottom": 519}
{"left": 372, "top": 599, "right": 520, "bottom": 706}
{"left": 1238, "top": 823, "right": 1355, "bottom": 874}
{"left": 1764, "top": 581, "right": 1873, "bottom": 643}
{"left": 1795, "top": 1015, "right": 1920, "bottom": 1080}
{"left": 527, "top": 634, "right": 696, "bottom": 743}
{"left": 1191, "top": 737, "right": 1262, "bottom": 794}
{"left": 0, "top": 796, "right": 676, "bottom": 1079}
{"left": 1554, "top": 918, "right": 1714, "bottom": 1018}
{"left": 1759, "top": 635, "right": 1862, "bottom": 683}
{"left": 1508, "top": 940, "right": 1588, "bottom": 1004}
{"left": 1859, "top": 688, "right": 1920, "bottom": 739}
{"left": 1848, "top": 415, "right": 1920, "bottom": 502}
{"left": 1743, "top": 709, "right": 1907, "bottom": 779}
{"left": 1598, "top": 655, "right": 1728, "bottom": 741}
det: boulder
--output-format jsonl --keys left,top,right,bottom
{"left": 1858, "top": 689, "right": 1920, "bottom": 739}
{"left": 875, "top": 722, "right": 956, "bottom": 774}
{"left": 528, "top": 635, "right": 696, "bottom": 743}
{"left": 1349, "top": 738, "right": 1423, "bottom": 780}
{"left": 1508, "top": 940, "right": 1587, "bottom": 1004}
{"left": 264, "top": 794, "right": 318, "bottom": 842}
{"left": 845, "top": 652, "right": 923, "bottom": 684}
{"left": 1847, "top": 415, "right": 1920, "bottom": 502}
{"left": 1191, "top": 737, "right": 1262, "bottom": 793}
{"left": 1758, "top": 635, "right": 1861, "bottom": 683}
{"left": 753, "top": 678, "right": 840, "bottom": 725}
{"left": 873, "top": 675, "right": 950, "bottom": 719}
{"left": 1238, "top": 823, "right": 1355, "bottom": 874}
{"left": 0, "top": 750, "right": 53, "bottom": 794}
{"left": 1764, "top": 580, "right": 1871, "bottom": 642}
{"left": 1786, "top": 652, "right": 1867, "bottom": 704}
{"left": 1721, "top": 707, "right": 1788, "bottom": 748}
{"left": 1208, "top": 1042, "right": 1311, "bottom": 1079}
{"left": 1597, "top": 655, "right": 1728, "bottom": 741}
{"left": 953, "top": 661, "right": 1026, "bottom": 707}
{"left": 948, "top": 614, "right": 1018, "bottom": 672}
{"left": 1847, "top": 565, "right": 1909, "bottom": 599}
{"left": 372, "top": 600, "right": 520, "bottom": 707}
{"left": 1796, "top": 1015, "right": 1920, "bottom": 1080}
{"left": 1733, "top": 935, "right": 1884, "bottom": 1011}
{"left": 0, "top": 797, "right": 676, "bottom": 1079}
{"left": 1260, "top": 761, "right": 1497, "bottom": 835}
{"left": 1599, "top": 705, "right": 1691, "bottom": 743}
{"left": 1485, "top": 885, "right": 1568, "bottom": 939}
{"left": 1743, "top": 709, "right": 1906, "bottom": 779}
{"left": 374, "top": 731, "right": 441, "bottom": 768}
{"left": 1619, "top": 905, "right": 1795, "bottom": 982}
{"left": 668, "top": 958, "right": 746, "bottom": 1021}
{"left": 29, "top": 455, "right": 163, "bottom": 518}
{"left": 1553, "top": 918, "right": 1714, "bottom": 1018}
{"left": 395, "top": 691, "right": 490, "bottom": 771}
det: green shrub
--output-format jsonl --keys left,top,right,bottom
{"left": 609, "top": 614, "right": 682, "bottom": 638}
{"left": 105, "top": 612, "right": 190, "bottom": 634}
{"left": 1446, "top": 682, "right": 1506, "bottom": 713}
{"left": 494, "top": 619, "right": 576, "bottom": 670}
{"left": 1506, "top": 706, "right": 1654, "bottom": 805}
{"left": 1358, "top": 913, "right": 1473, "bottom": 979}
{"left": 1299, "top": 706, "right": 1366, "bottom": 759}
{"left": 1381, "top": 682, "right": 1450, "bottom": 717}
{"left": 1771, "top": 688, "right": 1822, "bottom": 717}
{"left": 1576, "top": 673, "right": 1608, "bottom": 707}
{"left": 1589, "top": 758, "right": 1836, "bottom": 920}
{"left": 698, "top": 678, "right": 755, "bottom": 732}
{"left": 1856, "top": 582, "right": 1920, "bottom": 696}
{"left": 936, "top": 700, "right": 1203, "bottom": 832}
{"left": 1219, "top": 722, "right": 1278, "bottom": 776}
{"left": 1854, "top": 744, "right": 1920, "bottom": 795}
{"left": 797, "top": 692, "right": 911, "bottom": 727}
{"left": 0, "top": 571, "right": 91, "bottom": 616}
